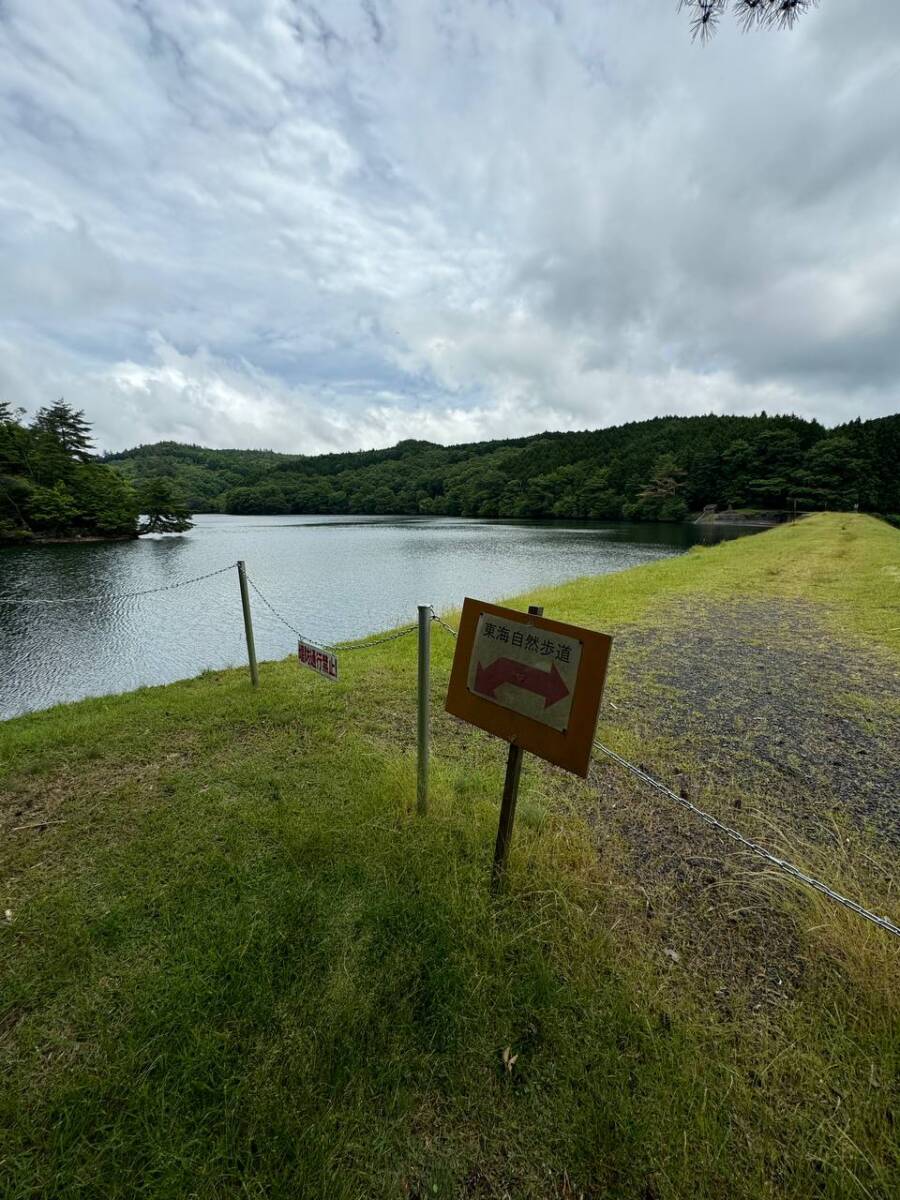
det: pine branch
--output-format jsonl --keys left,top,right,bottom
{"left": 678, "top": 0, "right": 819, "bottom": 41}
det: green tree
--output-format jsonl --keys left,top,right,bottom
{"left": 745, "top": 429, "right": 804, "bottom": 507}
{"left": 624, "top": 454, "right": 688, "bottom": 521}
{"left": 855, "top": 416, "right": 899, "bottom": 513}
{"left": 27, "top": 482, "right": 79, "bottom": 534}
{"left": 721, "top": 439, "right": 755, "bottom": 508}
{"left": 0, "top": 474, "right": 34, "bottom": 540}
{"left": 223, "top": 484, "right": 289, "bottom": 514}
{"left": 32, "top": 399, "right": 95, "bottom": 462}
{"left": 581, "top": 468, "right": 625, "bottom": 519}
{"left": 137, "top": 478, "right": 194, "bottom": 534}
{"left": 74, "top": 465, "right": 139, "bottom": 536}
{"left": 793, "top": 436, "right": 863, "bottom": 511}
{"left": 0, "top": 401, "right": 25, "bottom": 473}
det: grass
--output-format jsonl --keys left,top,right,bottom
{"left": 1, "top": 513, "right": 898, "bottom": 1199}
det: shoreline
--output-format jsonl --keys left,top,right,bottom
{"left": 2, "top": 514, "right": 897, "bottom": 1197}
{"left": 2, "top": 510, "right": 800, "bottom": 547}
{"left": 0, "top": 533, "right": 138, "bottom": 547}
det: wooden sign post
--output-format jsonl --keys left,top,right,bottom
{"left": 444, "top": 598, "right": 613, "bottom": 888}
{"left": 492, "top": 603, "right": 543, "bottom": 887}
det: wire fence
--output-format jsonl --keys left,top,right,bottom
{"left": 3, "top": 562, "right": 897, "bottom": 939}
{"left": 245, "top": 572, "right": 419, "bottom": 653}
{"left": 0, "top": 562, "right": 238, "bottom": 606}
{"left": 591, "top": 739, "right": 900, "bottom": 939}
{"left": 430, "top": 612, "right": 460, "bottom": 639}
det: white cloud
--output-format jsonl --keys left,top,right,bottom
{"left": 0, "top": 0, "right": 898, "bottom": 453}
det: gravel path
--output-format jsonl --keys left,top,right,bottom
{"left": 570, "top": 598, "right": 900, "bottom": 1008}
{"left": 606, "top": 597, "right": 900, "bottom": 845}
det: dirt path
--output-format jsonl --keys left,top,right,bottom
{"left": 554, "top": 597, "right": 900, "bottom": 1010}
{"left": 605, "top": 597, "right": 900, "bottom": 845}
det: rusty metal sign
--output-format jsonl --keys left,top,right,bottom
{"left": 445, "top": 598, "right": 612, "bottom": 778}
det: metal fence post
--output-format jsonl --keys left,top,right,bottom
{"left": 491, "top": 603, "right": 543, "bottom": 890}
{"left": 417, "top": 604, "right": 431, "bottom": 815}
{"left": 237, "top": 561, "right": 259, "bottom": 688}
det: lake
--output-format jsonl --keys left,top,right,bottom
{"left": 0, "top": 515, "right": 757, "bottom": 720}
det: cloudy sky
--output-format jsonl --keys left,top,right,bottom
{"left": 1, "top": 1, "right": 898, "bottom": 454}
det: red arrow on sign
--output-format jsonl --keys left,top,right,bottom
{"left": 474, "top": 657, "right": 570, "bottom": 709}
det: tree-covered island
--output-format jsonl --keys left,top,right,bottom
{"left": 0, "top": 400, "right": 192, "bottom": 544}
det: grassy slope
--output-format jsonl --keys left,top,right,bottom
{"left": 1, "top": 514, "right": 898, "bottom": 1199}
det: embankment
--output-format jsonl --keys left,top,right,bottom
{"left": 1, "top": 513, "right": 898, "bottom": 1198}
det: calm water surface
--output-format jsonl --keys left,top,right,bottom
{"left": 0, "top": 515, "right": 756, "bottom": 719}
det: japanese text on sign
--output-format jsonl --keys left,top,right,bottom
{"left": 468, "top": 612, "right": 582, "bottom": 733}
{"left": 298, "top": 638, "right": 338, "bottom": 681}
{"left": 480, "top": 619, "right": 573, "bottom": 662}
{"left": 445, "top": 598, "right": 612, "bottom": 777}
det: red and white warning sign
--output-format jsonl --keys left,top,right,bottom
{"left": 298, "top": 638, "right": 338, "bottom": 681}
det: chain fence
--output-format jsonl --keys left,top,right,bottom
{"left": 245, "top": 573, "right": 418, "bottom": 652}
{"left": 243, "top": 575, "right": 313, "bottom": 642}
{"left": 246, "top": 572, "right": 467, "bottom": 652}
{"left": 333, "top": 626, "right": 419, "bottom": 651}
{"left": 430, "top": 611, "right": 459, "bottom": 638}
{"left": 3, "top": 561, "right": 896, "bottom": 939}
{"left": 591, "top": 739, "right": 900, "bottom": 939}
{"left": 0, "top": 562, "right": 238, "bottom": 606}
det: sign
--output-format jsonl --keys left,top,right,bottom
{"left": 468, "top": 611, "right": 581, "bottom": 732}
{"left": 445, "top": 599, "right": 612, "bottom": 778}
{"left": 298, "top": 638, "right": 338, "bottom": 681}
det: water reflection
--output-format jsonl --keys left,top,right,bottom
{"left": 0, "top": 515, "right": 758, "bottom": 719}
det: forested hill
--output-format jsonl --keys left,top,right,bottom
{"left": 106, "top": 412, "right": 899, "bottom": 521}
{"left": 101, "top": 444, "right": 296, "bottom": 512}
